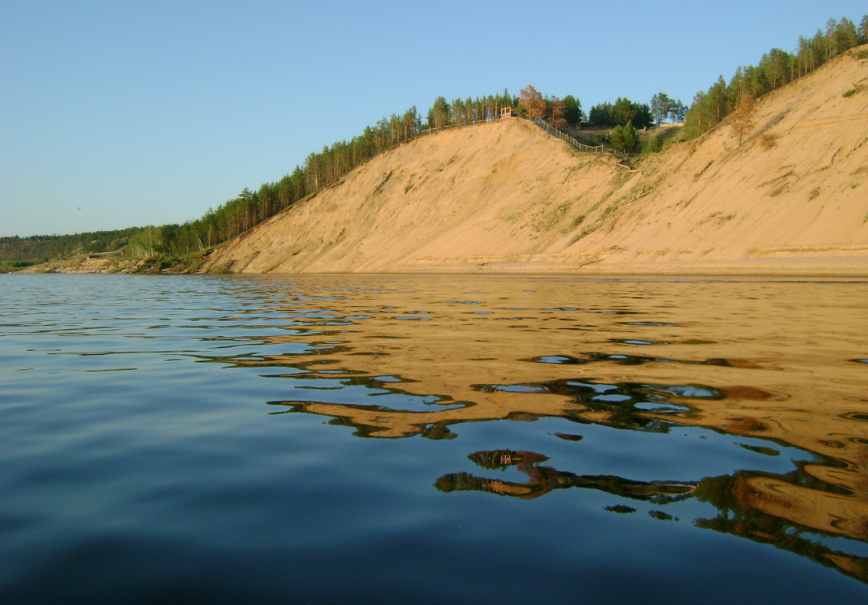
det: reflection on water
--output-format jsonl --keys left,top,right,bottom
{"left": 436, "top": 448, "right": 697, "bottom": 502}
{"left": 216, "top": 274, "right": 868, "bottom": 583}
{"left": 2, "top": 273, "right": 868, "bottom": 602}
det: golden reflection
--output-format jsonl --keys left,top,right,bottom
{"left": 435, "top": 449, "right": 696, "bottom": 501}
{"left": 220, "top": 275, "right": 868, "bottom": 565}
{"left": 431, "top": 447, "right": 868, "bottom": 583}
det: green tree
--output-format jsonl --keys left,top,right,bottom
{"left": 128, "top": 226, "right": 163, "bottom": 258}
{"left": 609, "top": 125, "right": 624, "bottom": 151}
{"left": 610, "top": 121, "right": 640, "bottom": 153}
{"left": 759, "top": 48, "right": 793, "bottom": 89}
{"left": 642, "top": 135, "right": 665, "bottom": 154}
{"left": 621, "top": 121, "right": 640, "bottom": 152}
{"left": 428, "top": 97, "right": 450, "bottom": 129}
{"left": 633, "top": 103, "right": 654, "bottom": 129}
{"left": 403, "top": 106, "right": 420, "bottom": 138}
{"left": 589, "top": 102, "right": 613, "bottom": 126}
{"left": 669, "top": 99, "right": 687, "bottom": 123}
{"left": 277, "top": 175, "right": 293, "bottom": 210}
{"left": 451, "top": 97, "right": 466, "bottom": 124}
{"left": 833, "top": 17, "right": 859, "bottom": 54}
{"left": 258, "top": 183, "right": 275, "bottom": 221}
{"left": 609, "top": 97, "right": 654, "bottom": 129}
{"left": 650, "top": 92, "right": 674, "bottom": 126}
{"left": 562, "top": 95, "right": 582, "bottom": 126}
{"left": 612, "top": 97, "right": 635, "bottom": 126}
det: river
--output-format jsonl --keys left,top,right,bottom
{"left": 1, "top": 273, "right": 867, "bottom": 603}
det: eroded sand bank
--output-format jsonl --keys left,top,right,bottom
{"left": 202, "top": 48, "right": 868, "bottom": 277}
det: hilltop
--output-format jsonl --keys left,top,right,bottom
{"left": 200, "top": 48, "right": 868, "bottom": 276}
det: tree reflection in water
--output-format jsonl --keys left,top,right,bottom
{"left": 434, "top": 448, "right": 868, "bottom": 584}
{"left": 435, "top": 449, "right": 696, "bottom": 502}
{"left": 209, "top": 274, "right": 868, "bottom": 588}
{"left": 265, "top": 376, "right": 868, "bottom": 586}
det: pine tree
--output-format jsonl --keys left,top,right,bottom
{"left": 609, "top": 125, "right": 624, "bottom": 151}
{"left": 562, "top": 95, "right": 582, "bottom": 126}
{"left": 621, "top": 121, "right": 640, "bottom": 152}
{"left": 651, "top": 92, "right": 674, "bottom": 126}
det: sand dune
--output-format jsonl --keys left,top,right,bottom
{"left": 203, "top": 47, "right": 868, "bottom": 276}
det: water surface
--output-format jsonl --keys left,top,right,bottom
{"left": 1, "top": 274, "right": 867, "bottom": 603}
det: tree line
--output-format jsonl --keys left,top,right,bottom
{"left": 126, "top": 92, "right": 530, "bottom": 258}
{"left": 684, "top": 16, "right": 867, "bottom": 138}
{"left": 0, "top": 228, "right": 144, "bottom": 267}
{"left": 124, "top": 88, "right": 592, "bottom": 259}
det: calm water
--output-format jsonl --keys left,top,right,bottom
{"left": 1, "top": 273, "right": 867, "bottom": 604}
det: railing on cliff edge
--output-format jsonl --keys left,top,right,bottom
{"left": 522, "top": 116, "right": 607, "bottom": 154}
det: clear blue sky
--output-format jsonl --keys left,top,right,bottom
{"left": 1, "top": 0, "right": 864, "bottom": 237}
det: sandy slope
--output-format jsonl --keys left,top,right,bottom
{"left": 17, "top": 257, "right": 144, "bottom": 274}
{"left": 204, "top": 47, "right": 868, "bottom": 275}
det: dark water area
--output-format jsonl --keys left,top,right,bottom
{"left": 1, "top": 273, "right": 867, "bottom": 604}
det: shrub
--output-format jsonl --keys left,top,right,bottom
{"left": 610, "top": 121, "right": 640, "bottom": 153}
{"left": 760, "top": 133, "right": 778, "bottom": 150}
{"left": 642, "top": 136, "right": 665, "bottom": 155}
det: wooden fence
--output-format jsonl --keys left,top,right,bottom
{"left": 523, "top": 117, "right": 606, "bottom": 153}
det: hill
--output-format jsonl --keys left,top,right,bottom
{"left": 202, "top": 48, "right": 868, "bottom": 276}
{"left": 165, "top": 49, "right": 868, "bottom": 275}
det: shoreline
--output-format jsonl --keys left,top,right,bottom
{"left": 13, "top": 257, "right": 868, "bottom": 278}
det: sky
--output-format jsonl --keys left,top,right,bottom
{"left": 1, "top": 0, "right": 865, "bottom": 238}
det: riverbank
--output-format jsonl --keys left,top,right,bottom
{"left": 199, "top": 49, "right": 868, "bottom": 277}
{"left": 15, "top": 257, "right": 868, "bottom": 277}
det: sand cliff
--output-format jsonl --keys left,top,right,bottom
{"left": 204, "top": 48, "right": 868, "bottom": 276}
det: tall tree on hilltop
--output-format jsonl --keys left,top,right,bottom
{"left": 519, "top": 85, "right": 547, "bottom": 119}
{"left": 451, "top": 97, "right": 466, "bottom": 125}
{"left": 708, "top": 76, "right": 730, "bottom": 125}
{"left": 589, "top": 102, "right": 614, "bottom": 126}
{"left": 612, "top": 97, "right": 636, "bottom": 126}
{"left": 833, "top": 17, "right": 859, "bottom": 54}
{"left": 277, "top": 175, "right": 293, "bottom": 211}
{"left": 759, "top": 48, "right": 793, "bottom": 90}
{"left": 549, "top": 97, "right": 568, "bottom": 129}
{"left": 562, "top": 95, "right": 582, "bottom": 126}
{"left": 607, "top": 97, "right": 654, "bottom": 129}
{"left": 668, "top": 99, "right": 687, "bottom": 123}
{"left": 826, "top": 19, "right": 838, "bottom": 61}
{"left": 650, "top": 92, "right": 674, "bottom": 126}
{"left": 258, "top": 183, "right": 274, "bottom": 221}
{"left": 402, "top": 107, "right": 419, "bottom": 140}
{"left": 428, "top": 97, "right": 450, "bottom": 129}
